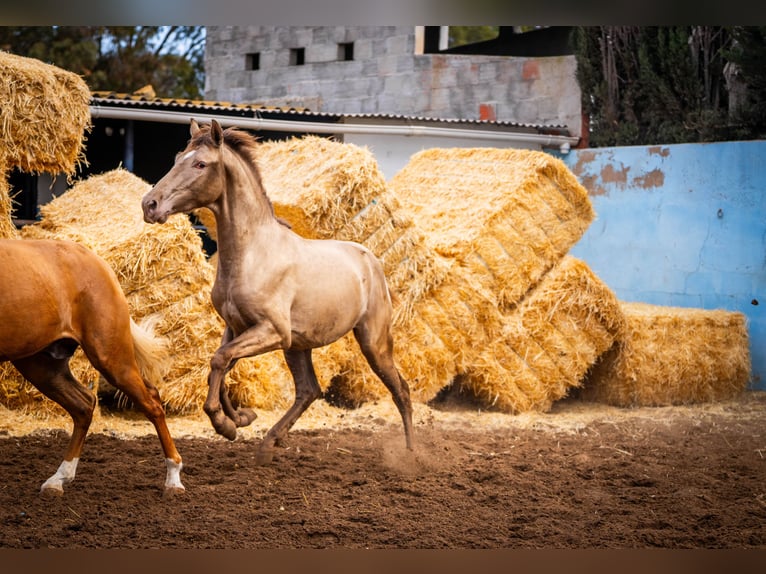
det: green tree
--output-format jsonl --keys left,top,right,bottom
{"left": 447, "top": 26, "right": 499, "bottom": 48}
{"left": 574, "top": 26, "right": 737, "bottom": 146}
{"left": 726, "top": 26, "right": 766, "bottom": 139}
{"left": 0, "top": 26, "right": 205, "bottom": 99}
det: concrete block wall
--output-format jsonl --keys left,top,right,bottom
{"left": 204, "top": 26, "right": 582, "bottom": 137}
{"left": 562, "top": 141, "right": 766, "bottom": 389}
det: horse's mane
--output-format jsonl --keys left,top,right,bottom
{"left": 190, "top": 124, "right": 291, "bottom": 228}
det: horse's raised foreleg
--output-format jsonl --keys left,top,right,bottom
{"left": 353, "top": 324, "right": 415, "bottom": 451}
{"left": 256, "top": 348, "right": 322, "bottom": 465}
{"left": 212, "top": 339, "right": 258, "bottom": 429}
{"left": 219, "top": 372, "right": 257, "bottom": 428}
{"left": 12, "top": 353, "right": 96, "bottom": 496}
{"left": 204, "top": 323, "right": 284, "bottom": 440}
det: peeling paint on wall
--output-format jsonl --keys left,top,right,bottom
{"left": 632, "top": 168, "right": 665, "bottom": 189}
{"left": 563, "top": 140, "right": 766, "bottom": 389}
{"left": 600, "top": 163, "right": 630, "bottom": 186}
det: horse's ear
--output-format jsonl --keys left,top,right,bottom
{"left": 190, "top": 118, "right": 200, "bottom": 137}
{"left": 211, "top": 119, "right": 224, "bottom": 147}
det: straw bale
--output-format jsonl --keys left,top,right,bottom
{"left": 455, "top": 257, "right": 625, "bottom": 413}
{"left": 0, "top": 171, "right": 19, "bottom": 239}
{"left": 255, "top": 135, "right": 388, "bottom": 239}
{"left": 20, "top": 169, "right": 211, "bottom": 319}
{"left": 389, "top": 147, "right": 594, "bottom": 309}
{"left": 0, "top": 51, "right": 91, "bottom": 176}
{"left": 581, "top": 302, "right": 751, "bottom": 407}
{"left": 321, "top": 310, "right": 459, "bottom": 406}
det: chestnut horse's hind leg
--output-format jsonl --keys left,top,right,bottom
{"left": 85, "top": 333, "right": 184, "bottom": 495}
{"left": 256, "top": 348, "right": 322, "bottom": 465}
{"left": 96, "top": 363, "right": 185, "bottom": 494}
{"left": 12, "top": 353, "right": 96, "bottom": 496}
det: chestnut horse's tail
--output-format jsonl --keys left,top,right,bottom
{"left": 129, "top": 316, "right": 171, "bottom": 387}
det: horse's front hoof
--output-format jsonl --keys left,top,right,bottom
{"left": 208, "top": 409, "right": 238, "bottom": 440}
{"left": 235, "top": 407, "right": 257, "bottom": 427}
{"left": 163, "top": 486, "right": 186, "bottom": 499}
{"left": 216, "top": 419, "right": 237, "bottom": 441}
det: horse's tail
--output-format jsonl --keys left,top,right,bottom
{"left": 129, "top": 315, "right": 171, "bottom": 387}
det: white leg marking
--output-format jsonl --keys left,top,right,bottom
{"left": 41, "top": 458, "right": 79, "bottom": 493}
{"left": 164, "top": 458, "right": 185, "bottom": 491}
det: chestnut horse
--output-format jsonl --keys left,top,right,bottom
{"left": 142, "top": 119, "right": 413, "bottom": 463}
{"left": 0, "top": 238, "right": 184, "bottom": 496}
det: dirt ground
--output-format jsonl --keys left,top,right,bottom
{"left": 0, "top": 391, "right": 764, "bottom": 549}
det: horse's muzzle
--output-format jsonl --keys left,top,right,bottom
{"left": 141, "top": 196, "right": 167, "bottom": 224}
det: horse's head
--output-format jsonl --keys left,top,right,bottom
{"left": 142, "top": 119, "right": 226, "bottom": 224}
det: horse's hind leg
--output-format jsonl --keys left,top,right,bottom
{"left": 12, "top": 353, "right": 96, "bottom": 495}
{"left": 85, "top": 340, "right": 184, "bottom": 495}
{"left": 100, "top": 364, "right": 184, "bottom": 494}
{"left": 256, "top": 348, "right": 322, "bottom": 465}
{"left": 353, "top": 324, "right": 414, "bottom": 450}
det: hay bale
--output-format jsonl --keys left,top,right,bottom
{"left": 257, "top": 135, "right": 388, "bottom": 239}
{"left": 453, "top": 257, "right": 625, "bottom": 413}
{"left": 0, "top": 169, "right": 19, "bottom": 239}
{"left": 389, "top": 147, "right": 594, "bottom": 309}
{"left": 0, "top": 51, "right": 91, "bottom": 176}
{"left": 20, "top": 169, "right": 211, "bottom": 318}
{"left": 581, "top": 302, "right": 751, "bottom": 407}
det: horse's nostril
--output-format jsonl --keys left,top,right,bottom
{"left": 145, "top": 199, "right": 157, "bottom": 210}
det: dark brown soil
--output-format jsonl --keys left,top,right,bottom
{"left": 1, "top": 394, "right": 764, "bottom": 549}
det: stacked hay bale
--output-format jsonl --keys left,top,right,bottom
{"left": 390, "top": 148, "right": 595, "bottom": 309}
{"left": 0, "top": 49, "right": 92, "bottom": 239}
{"left": 581, "top": 302, "right": 751, "bottom": 406}
{"left": 20, "top": 169, "right": 290, "bottom": 414}
{"left": 0, "top": 52, "right": 91, "bottom": 413}
{"left": 455, "top": 256, "right": 625, "bottom": 412}
{"left": 214, "top": 140, "right": 621, "bottom": 413}
{"left": 197, "top": 140, "right": 752, "bottom": 412}
{"left": 387, "top": 148, "right": 626, "bottom": 412}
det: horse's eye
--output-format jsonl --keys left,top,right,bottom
{"left": 193, "top": 161, "right": 206, "bottom": 169}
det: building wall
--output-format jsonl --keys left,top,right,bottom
{"left": 561, "top": 141, "right": 766, "bottom": 389}
{"left": 204, "top": 26, "right": 583, "bottom": 138}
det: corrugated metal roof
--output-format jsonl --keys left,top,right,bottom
{"left": 90, "top": 91, "right": 570, "bottom": 135}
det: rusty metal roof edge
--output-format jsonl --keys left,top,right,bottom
{"left": 89, "top": 93, "right": 570, "bottom": 134}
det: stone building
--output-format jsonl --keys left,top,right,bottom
{"left": 203, "top": 26, "right": 584, "bottom": 140}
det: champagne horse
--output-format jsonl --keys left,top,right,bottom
{"left": 0, "top": 238, "right": 184, "bottom": 495}
{"left": 141, "top": 119, "right": 413, "bottom": 464}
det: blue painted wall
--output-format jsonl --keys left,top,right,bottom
{"left": 559, "top": 141, "right": 765, "bottom": 389}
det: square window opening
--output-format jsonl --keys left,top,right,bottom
{"left": 290, "top": 47, "right": 305, "bottom": 66}
{"left": 246, "top": 52, "right": 260, "bottom": 71}
{"left": 338, "top": 42, "right": 354, "bottom": 61}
